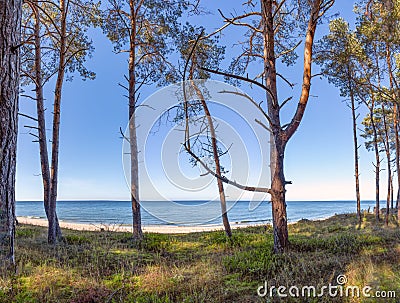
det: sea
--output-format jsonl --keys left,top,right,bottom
{"left": 16, "top": 200, "right": 377, "bottom": 227}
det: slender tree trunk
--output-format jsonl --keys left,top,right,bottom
{"left": 348, "top": 75, "right": 361, "bottom": 223}
{"left": 385, "top": 45, "right": 400, "bottom": 222}
{"left": 31, "top": 0, "right": 62, "bottom": 241}
{"left": 381, "top": 103, "right": 391, "bottom": 226}
{"left": 49, "top": 0, "right": 67, "bottom": 244}
{"left": 0, "top": 0, "right": 21, "bottom": 265}
{"left": 129, "top": 0, "right": 142, "bottom": 239}
{"left": 370, "top": 105, "right": 380, "bottom": 222}
{"left": 194, "top": 84, "right": 232, "bottom": 237}
{"left": 385, "top": 131, "right": 392, "bottom": 226}
{"left": 394, "top": 103, "right": 400, "bottom": 215}
{"left": 390, "top": 172, "right": 393, "bottom": 210}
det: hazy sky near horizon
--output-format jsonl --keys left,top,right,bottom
{"left": 16, "top": 1, "right": 384, "bottom": 202}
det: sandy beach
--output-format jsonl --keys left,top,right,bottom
{"left": 17, "top": 216, "right": 264, "bottom": 234}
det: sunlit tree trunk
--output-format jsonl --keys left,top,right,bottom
{"left": 30, "top": 0, "right": 62, "bottom": 242}
{"left": 128, "top": 0, "right": 142, "bottom": 239}
{"left": 347, "top": 73, "right": 361, "bottom": 223}
{"left": 369, "top": 102, "right": 380, "bottom": 222}
{"left": 49, "top": 0, "right": 67, "bottom": 244}
{"left": 0, "top": 0, "right": 21, "bottom": 265}
{"left": 194, "top": 84, "right": 232, "bottom": 237}
{"left": 385, "top": 44, "right": 400, "bottom": 222}
{"left": 261, "top": 0, "right": 322, "bottom": 252}
{"left": 381, "top": 102, "right": 391, "bottom": 226}
{"left": 261, "top": 0, "right": 286, "bottom": 252}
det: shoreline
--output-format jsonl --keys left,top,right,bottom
{"left": 16, "top": 216, "right": 271, "bottom": 234}
{"left": 16, "top": 215, "right": 338, "bottom": 234}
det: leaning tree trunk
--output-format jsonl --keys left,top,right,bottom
{"left": 0, "top": 0, "right": 21, "bottom": 265}
{"left": 195, "top": 83, "right": 232, "bottom": 237}
{"left": 48, "top": 0, "right": 67, "bottom": 244}
{"left": 128, "top": 0, "right": 142, "bottom": 239}
{"left": 31, "top": 0, "right": 62, "bottom": 240}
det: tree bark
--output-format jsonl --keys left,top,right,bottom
{"left": 129, "top": 0, "right": 142, "bottom": 239}
{"left": 31, "top": 0, "right": 62, "bottom": 242}
{"left": 348, "top": 74, "right": 361, "bottom": 223}
{"left": 394, "top": 103, "right": 400, "bottom": 214}
{"left": 390, "top": 172, "right": 393, "bottom": 210}
{"left": 0, "top": 0, "right": 21, "bottom": 265}
{"left": 49, "top": 0, "right": 67, "bottom": 244}
{"left": 385, "top": 45, "right": 400, "bottom": 222}
{"left": 381, "top": 102, "right": 391, "bottom": 226}
{"left": 370, "top": 103, "right": 380, "bottom": 222}
{"left": 193, "top": 83, "right": 232, "bottom": 237}
{"left": 261, "top": 0, "right": 322, "bottom": 252}
{"left": 261, "top": 0, "right": 289, "bottom": 253}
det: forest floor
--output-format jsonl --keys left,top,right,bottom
{"left": 0, "top": 213, "right": 399, "bottom": 302}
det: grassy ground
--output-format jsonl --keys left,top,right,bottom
{"left": 0, "top": 213, "right": 399, "bottom": 302}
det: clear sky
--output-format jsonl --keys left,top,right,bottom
{"left": 16, "top": 0, "right": 385, "bottom": 202}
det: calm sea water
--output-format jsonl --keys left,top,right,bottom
{"left": 16, "top": 200, "right": 377, "bottom": 226}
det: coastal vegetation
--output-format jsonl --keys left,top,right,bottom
{"left": 0, "top": 213, "right": 398, "bottom": 302}
{"left": 0, "top": 0, "right": 400, "bottom": 301}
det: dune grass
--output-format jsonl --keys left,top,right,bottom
{"left": 0, "top": 213, "right": 399, "bottom": 302}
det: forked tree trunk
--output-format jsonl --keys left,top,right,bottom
{"left": 129, "top": 0, "right": 142, "bottom": 239}
{"left": 48, "top": 0, "right": 67, "bottom": 244}
{"left": 0, "top": 0, "right": 21, "bottom": 265}
{"left": 260, "top": 0, "right": 322, "bottom": 252}
{"left": 262, "top": 0, "right": 289, "bottom": 253}
{"left": 31, "top": 0, "right": 62, "bottom": 241}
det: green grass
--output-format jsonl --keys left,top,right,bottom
{"left": 0, "top": 213, "right": 399, "bottom": 302}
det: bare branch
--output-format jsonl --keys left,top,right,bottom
{"left": 276, "top": 40, "right": 302, "bottom": 60}
{"left": 184, "top": 146, "right": 271, "bottom": 193}
{"left": 198, "top": 11, "right": 261, "bottom": 41}
{"left": 255, "top": 119, "right": 272, "bottom": 133}
{"left": 18, "top": 112, "right": 38, "bottom": 121}
{"left": 276, "top": 72, "right": 294, "bottom": 88}
{"left": 218, "top": 9, "right": 262, "bottom": 33}
{"left": 279, "top": 96, "right": 292, "bottom": 109}
{"left": 200, "top": 67, "right": 277, "bottom": 104}
{"left": 119, "top": 127, "right": 130, "bottom": 144}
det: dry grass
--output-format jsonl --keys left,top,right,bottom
{"left": 0, "top": 213, "right": 398, "bottom": 302}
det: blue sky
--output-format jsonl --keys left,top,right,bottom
{"left": 16, "top": 0, "right": 384, "bottom": 201}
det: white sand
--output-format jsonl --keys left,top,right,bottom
{"left": 16, "top": 216, "right": 265, "bottom": 234}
